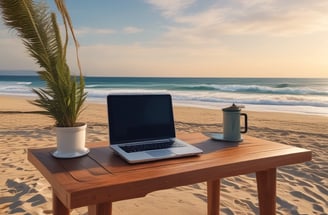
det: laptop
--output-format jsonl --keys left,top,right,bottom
{"left": 107, "top": 94, "right": 203, "bottom": 164}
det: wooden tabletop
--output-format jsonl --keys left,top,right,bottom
{"left": 28, "top": 133, "right": 311, "bottom": 210}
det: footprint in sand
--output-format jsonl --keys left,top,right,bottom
{"left": 277, "top": 196, "right": 298, "bottom": 213}
{"left": 0, "top": 179, "right": 47, "bottom": 214}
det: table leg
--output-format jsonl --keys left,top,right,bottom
{"left": 256, "top": 168, "right": 276, "bottom": 215}
{"left": 88, "top": 202, "right": 112, "bottom": 215}
{"left": 207, "top": 179, "right": 220, "bottom": 215}
{"left": 53, "top": 192, "right": 70, "bottom": 215}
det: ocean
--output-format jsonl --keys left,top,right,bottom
{"left": 0, "top": 75, "right": 327, "bottom": 116}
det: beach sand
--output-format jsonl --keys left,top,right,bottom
{"left": 0, "top": 95, "right": 327, "bottom": 215}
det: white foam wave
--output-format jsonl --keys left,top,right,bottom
{"left": 179, "top": 84, "right": 328, "bottom": 96}
{"left": 1, "top": 82, "right": 327, "bottom": 116}
{"left": 84, "top": 88, "right": 328, "bottom": 115}
{"left": 16, "top": 82, "right": 32, "bottom": 85}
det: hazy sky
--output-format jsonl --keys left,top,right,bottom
{"left": 0, "top": 0, "right": 328, "bottom": 77}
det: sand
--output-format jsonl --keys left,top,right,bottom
{"left": 0, "top": 95, "right": 327, "bottom": 215}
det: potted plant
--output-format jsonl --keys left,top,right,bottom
{"left": 0, "top": 0, "right": 88, "bottom": 158}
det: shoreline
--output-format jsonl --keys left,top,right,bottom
{"left": 1, "top": 94, "right": 328, "bottom": 118}
{"left": 0, "top": 95, "right": 327, "bottom": 214}
{"left": 1, "top": 94, "right": 327, "bottom": 137}
{"left": 1, "top": 76, "right": 327, "bottom": 117}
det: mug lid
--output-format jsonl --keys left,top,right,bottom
{"left": 222, "top": 103, "right": 244, "bottom": 111}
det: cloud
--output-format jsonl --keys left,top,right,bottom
{"left": 75, "top": 26, "right": 143, "bottom": 37}
{"left": 146, "top": 0, "right": 328, "bottom": 38}
{"left": 216, "top": 1, "right": 328, "bottom": 35}
{"left": 64, "top": 42, "right": 231, "bottom": 77}
{"left": 144, "top": 0, "right": 196, "bottom": 17}
{"left": 1, "top": 1, "right": 327, "bottom": 77}
{"left": 123, "top": 26, "right": 144, "bottom": 34}
{"left": 68, "top": 41, "right": 328, "bottom": 78}
{"left": 76, "top": 27, "right": 116, "bottom": 35}
{"left": 0, "top": 31, "right": 37, "bottom": 70}
{"left": 1, "top": 26, "right": 326, "bottom": 77}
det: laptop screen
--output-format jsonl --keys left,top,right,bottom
{"left": 107, "top": 94, "right": 176, "bottom": 145}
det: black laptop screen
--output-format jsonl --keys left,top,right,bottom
{"left": 107, "top": 94, "right": 176, "bottom": 145}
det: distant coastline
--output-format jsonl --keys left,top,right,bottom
{"left": 0, "top": 70, "right": 37, "bottom": 76}
{"left": 1, "top": 69, "right": 328, "bottom": 79}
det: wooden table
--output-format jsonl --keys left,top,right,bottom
{"left": 28, "top": 133, "right": 311, "bottom": 215}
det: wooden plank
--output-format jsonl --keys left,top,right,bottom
{"left": 28, "top": 148, "right": 77, "bottom": 207}
{"left": 69, "top": 147, "right": 310, "bottom": 207}
{"left": 53, "top": 192, "right": 70, "bottom": 215}
{"left": 256, "top": 168, "right": 277, "bottom": 215}
{"left": 57, "top": 155, "right": 112, "bottom": 182}
{"left": 87, "top": 134, "right": 297, "bottom": 174}
{"left": 84, "top": 139, "right": 310, "bottom": 186}
{"left": 68, "top": 149, "right": 311, "bottom": 207}
{"left": 88, "top": 146, "right": 203, "bottom": 174}
{"left": 28, "top": 133, "right": 312, "bottom": 209}
{"left": 88, "top": 202, "right": 112, "bottom": 215}
{"left": 207, "top": 180, "right": 220, "bottom": 215}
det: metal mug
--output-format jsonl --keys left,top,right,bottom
{"left": 222, "top": 104, "right": 248, "bottom": 141}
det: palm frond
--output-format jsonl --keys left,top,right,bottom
{"left": 0, "top": 0, "right": 87, "bottom": 127}
{"left": 54, "top": 0, "right": 82, "bottom": 73}
{"left": 0, "top": 0, "right": 56, "bottom": 72}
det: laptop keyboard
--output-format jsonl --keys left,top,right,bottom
{"left": 120, "top": 141, "right": 183, "bottom": 153}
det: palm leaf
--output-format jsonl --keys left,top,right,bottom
{"left": 0, "top": 0, "right": 87, "bottom": 127}
{"left": 54, "top": 0, "right": 82, "bottom": 73}
{"left": 0, "top": 0, "right": 53, "bottom": 71}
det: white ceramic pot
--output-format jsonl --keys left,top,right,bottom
{"left": 52, "top": 123, "right": 89, "bottom": 158}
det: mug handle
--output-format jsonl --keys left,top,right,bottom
{"left": 240, "top": 113, "right": 248, "bottom": 133}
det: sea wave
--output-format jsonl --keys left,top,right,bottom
{"left": 86, "top": 88, "right": 168, "bottom": 98}
{"left": 275, "top": 83, "right": 290, "bottom": 88}
{"left": 0, "top": 84, "right": 32, "bottom": 94}
{"left": 172, "top": 92, "right": 328, "bottom": 107}
{"left": 16, "top": 82, "right": 32, "bottom": 85}
{"left": 85, "top": 84, "right": 116, "bottom": 88}
{"left": 172, "top": 84, "right": 328, "bottom": 96}
{"left": 84, "top": 88, "right": 328, "bottom": 108}
{"left": 1, "top": 76, "right": 328, "bottom": 116}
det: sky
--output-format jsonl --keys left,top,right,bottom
{"left": 0, "top": 0, "right": 328, "bottom": 78}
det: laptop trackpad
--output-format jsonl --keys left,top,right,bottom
{"left": 147, "top": 150, "right": 175, "bottom": 158}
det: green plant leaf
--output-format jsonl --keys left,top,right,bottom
{"left": 0, "top": 0, "right": 87, "bottom": 127}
